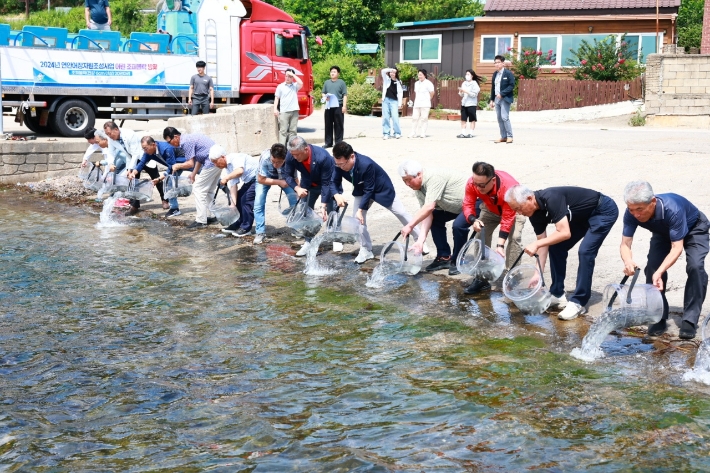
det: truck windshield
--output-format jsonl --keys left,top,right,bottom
{"left": 275, "top": 34, "right": 303, "bottom": 59}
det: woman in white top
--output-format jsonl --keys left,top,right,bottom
{"left": 410, "top": 69, "right": 435, "bottom": 138}
{"left": 457, "top": 69, "right": 482, "bottom": 138}
{"left": 380, "top": 67, "right": 403, "bottom": 139}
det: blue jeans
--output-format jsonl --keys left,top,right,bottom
{"left": 548, "top": 195, "right": 619, "bottom": 306}
{"left": 382, "top": 97, "right": 401, "bottom": 136}
{"left": 495, "top": 98, "right": 513, "bottom": 139}
{"left": 254, "top": 183, "right": 297, "bottom": 235}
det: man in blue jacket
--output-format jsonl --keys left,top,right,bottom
{"left": 489, "top": 55, "right": 515, "bottom": 144}
{"left": 332, "top": 141, "right": 426, "bottom": 264}
{"left": 284, "top": 135, "right": 338, "bottom": 256}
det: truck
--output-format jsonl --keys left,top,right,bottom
{"left": 0, "top": 0, "right": 314, "bottom": 137}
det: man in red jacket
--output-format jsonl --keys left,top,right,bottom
{"left": 462, "top": 161, "right": 526, "bottom": 294}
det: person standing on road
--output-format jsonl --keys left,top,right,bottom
{"left": 331, "top": 141, "right": 426, "bottom": 264}
{"left": 457, "top": 69, "right": 481, "bottom": 138}
{"left": 164, "top": 127, "right": 219, "bottom": 229}
{"left": 322, "top": 66, "right": 347, "bottom": 148}
{"left": 410, "top": 69, "right": 435, "bottom": 139}
{"left": 85, "top": 0, "right": 111, "bottom": 30}
{"left": 489, "top": 55, "right": 515, "bottom": 144}
{"left": 620, "top": 181, "right": 709, "bottom": 340}
{"left": 188, "top": 60, "right": 214, "bottom": 115}
{"left": 274, "top": 68, "right": 303, "bottom": 146}
{"left": 399, "top": 160, "right": 467, "bottom": 275}
{"left": 460, "top": 162, "right": 526, "bottom": 294}
{"left": 505, "top": 185, "right": 619, "bottom": 321}
{"left": 380, "top": 67, "right": 403, "bottom": 140}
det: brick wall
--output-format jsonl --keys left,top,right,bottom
{"left": 645, "top": 54, "right": 710, "bottom": 116}
{"left": 0, "top": 141, "right": 86, "bottom": 184}
{"left": 702, "top": 0, "right": 710, "bottom": 54}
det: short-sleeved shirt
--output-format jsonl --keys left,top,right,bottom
{"left": 529, "top": 186, "right": 601, "bottom": 235}
{"left": 275, "top": 81, "right": 302, "bottom": 113}
{"left": 414, "top": 168, "right": 466, "bottom": 214}
{"left": 322, "top": 79, "right": 347, "bottom": 106}
{"left": 224, "top": 153, "right": 258, "bottom": 188}
{"left": 257, "top": 149, "right": 283, "bottom": 180}
{"left": 413, "top": 79, "right": 435, "bottom": 108}
{"left": 623, "top": 193, "right": 700, "bottom": 241}
{"left": 85, "top": 0, "right": 109, "bottom": 24}
{"left": 190, "top": 74, "right": 213, "bottom": 96}
{"left": 179, "top": 133, "right": 215, "bottom": 170}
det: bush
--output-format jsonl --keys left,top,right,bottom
{"left": 346, "top": 82, "right": 379, "bottom": 115}
{"left": 478, "top": 91, "right": 491, "bottom": 110}
{"left": 629, "top": 109, "right": 646, "bottom": 127}
{"left": 395, "top": 62, "right": 418, "bottom": 83}
{"left": 312, "top": 53, "right": 366, "bottom": 89}
{"left": 4, "top": 7, "right": 85, "bottom": 32}
{"left": 566, "top": 34, "right": 643, "bottom": 81}
{"left": 505, "top": 47, "right": 555, "bottom": 80}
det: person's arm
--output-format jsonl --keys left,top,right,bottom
{"left": 523, "top": 217, "right": 572, "bottom": 257}
{"left": 257, "top": 174, "right": 287, "bottom": 187}
{"left": 332, "top": 167, "right": 346, "bottom": 207}
{"left": 490, "top": 73, "right": 496, "bottom": 106}
{"left": 500, "top": 72, "right": 515, "bottom": 97}
{"left": 620, "top": 236, "right": 638, "bottom": 276}
{"left": 209, "top": 82, "right": 214, "bottom": 108}
{"left": 409, "top": 212, "right": 434, "bottom": 255}
{"left": 292, "top": 74, "right": 303, "bottom": 87}
{"left": 651, "top": 240, "right": 685, "bottom": 290}
{"left": 341, "top": 82, "right": 347, "bottom": 113}
{"left": 402, "top": 201, "right": 436, "bottom": 238}
{"left": 273, "top": 93, "right": 280, "bottom": 117}
{"left": 189, "top": 161, "right": 202, "bottom": 183}
{"left": 428, "top": 81, "right": 434, "bottom": 100}
{"left": 81, "top": 143, "right": 100, "bottom": 166}
{"left": 220, "top": 167, "right": 244, "bottom": 186}
{"left": 381, "top": 67, "right": 393, "bottom": 79}
{"left": 105, "top": 5, "right": 111, "bottom": 26}
{"left": 229, "top": 183, "right": 238, "bottom": 208}
{"left": 188, "top": 82, "right": 194, "bottom": 105}
{"left": 84, "top": 3, "right": 91, "bottom": 28}
{"left": 283, "top": 157, "right": 299, "bottom": 190}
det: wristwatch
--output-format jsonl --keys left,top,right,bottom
{"left": 496, "top": 244, "right": 505, "bottom": 248}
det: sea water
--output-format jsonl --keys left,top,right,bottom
{"left": 571, "top": 308, "right": 649, "bottom": 361}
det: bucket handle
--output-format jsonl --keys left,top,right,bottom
{"left": 510, "top": 250, "right": 525, "bottom": 270}
{"left": 534, "top": 254, "right": 546, "bottom": 288}
{"left": 404, "top": 235, "right": 409, "bottom": 262}
{"left": 381, "top": 231, "right": 402, "bottom": 258}
{"left": 467, "top": 225, "right": 486, "bottom": 260}
{"left": 336, "top": 202, "right": 349, "bottom": 227}
{"left": 214, "top": 184, "right": 233, "bottom": 206}
{"left": 606, "top": 267, "right": 640, "bottom": 308}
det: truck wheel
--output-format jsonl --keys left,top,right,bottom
{"left": 53, "top": 99, "right": 95, "bottom": 137}
{"left": 23, "top": 114, "right": 52, "bottom": 134}
{"left": 258, "top": 96, "right": 274, "bottom": 104}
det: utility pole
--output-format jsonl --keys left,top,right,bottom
{"left": 25, "top": 0, "right": 30, "bottom": 19}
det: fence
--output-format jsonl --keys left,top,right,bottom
{"left": 516, "top": 77, "right": 644, "bottom": 111}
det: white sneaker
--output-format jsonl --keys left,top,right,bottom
{"left": 549, "top": 293, "right": 568, "bottom": 309}
{"left": 558, "top": 302, "right": 587, "bottom": 320}
{"left": 253, "top": 233, "right": 265, "bottom": 245}
{"left": 419, "top": 134, "right": 426, "bottom": 138}
{"left": 394, "top": 134, "right": 401, "bottom": 139}
{"left": 296, "top": 241, "right": 311, "bottom": 257}
{"left": 422, "top": 243, "right": 431, "bottom": 256}
{"left": 332, "top": 242, "right": 344, "bottom": 252}
{"left": 383, "top": 135, "right": 390, "bottom": 140}
{"left": 354, "top": 247, "right": 375, "bottom": 264}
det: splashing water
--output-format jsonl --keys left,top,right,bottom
{"left": 303, "top": 233, "right": 338, "bottom": 276}
{"left": 95, "top": 197, "right": 124, "bottom": 228}
{"left": 683, "top": 317, "right": 710, "bottom": 384}
{"left": 366, "top": 261, "right": 401, "bottom": 288}
{"left": 571, "top": 308, "right": 652, "bottom": 362}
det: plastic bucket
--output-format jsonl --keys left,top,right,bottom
{"left": 380, "top": 236, "right": 423, "bottom": 276}
{"left": 286, "top": 199, "right": 323, "bottom": 239}
{"left": 456, "top": 238, "right": 505, "bottom": 281}
{"left": 325, "top": 208, "right": 360, "bottom": 245}
{"left": 163, "top": 174, "right": 192, "bottom": 199}
{"left": 97, "top": 172, "right": 129, "bottom": 198}
{"left": 602, "top": 281, "right": 663, "bottom": 327}
{"left": 121, "top": 178, "right": 154, "bottom": 202}
{"left": 503, "top": 264, "right": 551, "bottom": 315}
{"left": 81, "top": 164, "right": 104, "bottom": 192}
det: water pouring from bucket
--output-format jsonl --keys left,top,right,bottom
{"left": 286, "top": 198, "right": 323, "bottom": 239}
{"left": 209, "top": 185, "right": 240, "bottom": 227}
{"left": 325, "top": 203, "right": 360, "bottom": 245}
{"left": 571, "top": 268, "right": 664, "bottom": 361}
{"left": 456, "top": 226, "right": 505, "bottom": 282}
{"left": 683, "top": 316, "right": 710, "bottom": 384}
{"left": 367, "top": 232, "right": 423, "bottom": 288}
{"left": 163, "top": 174, "right": 193, "bottom": 199}
{"left": 502, "top": 252, "right": 552, "bottom": 315}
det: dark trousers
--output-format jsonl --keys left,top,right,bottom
{"left": 548, "top": 195, "right": 619, "bottom": 306}
{"left": 431, "top": 209, "right": 469, "bottom": 259}
{"left": 130, "top": 165, "right": 164, "bottom": 209}
{"left": 646, "top": 212, "right": 709, "bottom": 326}
{"left": 324, "top": 106, "right": 344, "bottom": 147}
{"left": 304, "top": 184, "right": 335, "bottom": 242}
{"left": 233, "top": 180, "right": 256, "bottom": 232}
{"left": 191, "top": 94, "right": 210, "bottom": 115}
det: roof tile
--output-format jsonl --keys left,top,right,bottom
{"left": 485, "top": 0, "right": 681, "bottom": 12}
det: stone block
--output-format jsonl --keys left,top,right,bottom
{"left": 26, "top": 155, "right": 49, "bottom": 164}
{"left": 0, "top": 164, "right": 18, "bottom": 175}
{"left": 690, "top": 86, "right": 707, "bottom": 94}
{"left": 48, "top": 164, "right": 67, "bottom": 171}
{"left": 663, "top": 87, "right": 676, "bottom": 94}
{"left": 699, "top": 63, "right": 710, "bottom": 71}
{"left": 2, "top": 155, "right": 25, "bottom": 165}
{"left": 674, "top": 86, "right": 690, "bottom": 93}
{"left": 668, "top": 79, "right": 686, "bottom": 87}
{"left": 18, "top": 164, "right": 35, "bottom": 173}
{"left": 680, "top": 99, "right": 696, "bottom": 107}
{"left": 63, "top": 152, "right": 85, "bottom": 164}
{"left": 34, "top": 164, "right": 48, "bottom": 172}
{"left": 663, "top": 71, "right": 676, "bottom": 79}
{"left": 695, "top": 98, "right": 710, "bottom": 107}
{"left": 47, "top": 154, "right": 65, "bottom": 164}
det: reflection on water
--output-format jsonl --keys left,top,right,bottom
{"left": 2, "top": 189, "right": 710, "bottom": 471}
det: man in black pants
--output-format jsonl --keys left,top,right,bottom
{"left": 620, "top": 180, "right": 709, "bottom": 339}
{"left": 505, "top": 184, "right": 619, "bottom": 321}
{"left": 321, "top": 65, "right": 347, "bottom": 148}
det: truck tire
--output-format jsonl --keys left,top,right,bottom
{"left": 23, "top": 114, "right": 52, "bottom": 134}
{"left": 258, "top": 96, "right": 274, "bottom": 104}
{"left": 53, "top": 99, "right": 95, "bottom": 137}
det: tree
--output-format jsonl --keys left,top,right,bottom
{"left": 677, "top": 0, "right": 705, "bottom": 51}
{"left": 566, "top": 35, "right": 643, "bottom": 81}
{"left": 505, "top": 47, "right": 556, "bottom": 80}
{"left": 381, "top": 0, "right": 484, "bottom": 26}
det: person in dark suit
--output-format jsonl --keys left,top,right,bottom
{"left": 331, "top": 141, "right": 426, "bottom": 264}
{"left": 489, "top": 55, "right": 515, "bottom": 144}
{"left": 284, "top": 135, "right": 339, "bottom": 256}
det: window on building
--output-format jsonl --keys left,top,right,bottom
{"left": 560, "top": 34, "right": 613, "bottom": 66}
{"left": 518, "top": 35, "right": 559, "bottom": 64}
{"left": 625, "top": 34, "right": 660, "bottom": 64}
{"left": 400, "top": 35, "right": 442, "bottom": 63}
{"left": 481, "top": 35, "right": 513, "bottom": 61}
{"left": 275, "top": 34, "right": 304, "bottom": 59}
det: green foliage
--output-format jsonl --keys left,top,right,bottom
{"left": 395, "top": 62, "right": 418, "bottom": 83}
{"left": 677, "top": 0, "right": 705, "bottom": 51}
{"left": 382, "top": 0, "right": 484, "bottom": 26}
{"left": 2, "top": 0, "right": 155, "bottom": 34}
{"left": 478, "top": 91, "right": 491, "bottom": 110}
{"left": 308, "top": 30, "right": 355, "bottom": 64}
{"left": 313, "top": 53, "right": 366, "bottom": 89}
{"left": 566, "top": 34, "right": 643, "bottom": 81}
{"left": 346, "top": 82, "right": 380, "bottom": 115}
{"left": 505, "top": 47, "right": 555, "bottom": 80}
{"left": 629, "top": 109, "right": 646, "bottom": 127}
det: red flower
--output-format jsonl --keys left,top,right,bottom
{"left": 592, "top": 65, "right": 597, "bottom": 71}
{"left": 538, "top": 51, "right": 543, "bottom": 56}
{"left": 550, "top": 70, "right": 556, "bottom": 73}
{"left": 550, "top": 61, "right": 556, "bottom": 65}
{"left": 507, "top": 47, "right": 512, "bottom": 51}
{"left": 548, "top": 49, "right": 553, "bottom": 54}
{"left": 618, "top": 58, "right": 626, "bottom": 64}
{"left": 524, "top": 60, "right": 529, "bottom": 64}
{"left": 581, "top": 59, "right": 587, "bottom": 65}
{"left": 519, "top": 75, "right": 524, "bottom": 79}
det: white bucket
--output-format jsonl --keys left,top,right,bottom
{"left": 456, "top": 238, "right": 505, "bottom": 281}
{"left": 286, "top": 199, "right": 322, "bottom": 238}
{"left": 503, "top": 263, "right": 551, "bottom": 315}
{"left": 380, "top": 236, "right": 423, "bottom": 276}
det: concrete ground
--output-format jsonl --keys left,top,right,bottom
{"left": 5, "top": 105, "right": 710, "bottom": 335}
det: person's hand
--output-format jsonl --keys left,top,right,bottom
{"left": 528, "top": 272, "right": 541, "bottom": 288}
{"left": 472, "top": 219, "right": 484, "bottom": 232}
{"left": 334, "top": 194, "right": 347, "bottom": 207}
{"left": 496, "top": 94, "right": 502, "bottom": 100}
{"left": 151, "top": 178, "right": 160, "bottom": 184}
{"left": 652, "top": 271, "right": 664, "bottom": 291}
{"left": 524, "top": 241, "right": 539, "bottom": 257}
{"left": 107, "top": 18, "right": 112, "bottom": 26}
{"left": 274, "top": 109, "right": 279, "bottom": 117}
{"left": 342, "top": 105, "right": 347, "bottom": 114}
{"left": 81, "top": 161, "right": 87, "bottom": 168}
{"left": 220, "top": 178, "right": 228, "bottom": 186}
{"left": 94, "top": 161, "right": 102, "bottom": 168}
{"left": 188, "top": 98, "right": 192, "bottom": 105}
{"left": 623, "top": 261, "right": 637, "bottom": 277}
{"left": 320, "top": 205, "right": 328, "bottom": 221}
{"left": 295, "top": 186, "right": 308, "bottom": 199}
{"left": 410, "top": 241, "right": 423, "bottom": 255}
{"left": 109, "top": 165, "right": 116, "bottom": 172}
{"left": 495, "top": 246, "right": 505, "bottom": 258}
{"left": 401, "top": 224, "right": 413, "bottom": 239}
{"left": 489, "top": 101, "right": 494, "bottom": 108}
{"left": 189, "top": 173, "right": 196, "bottom": 184}
{"left": 356, "top": 208, "right": 364, "bottom": 225}
{"left": 210, "top": 102, "right": 215, "bottom": 109}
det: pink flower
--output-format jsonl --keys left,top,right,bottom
{"left": 597, "top": 52, "right": 602, "bottom": 58}
{"left": 538, "top": 51, "right": 543, "bottom": 56}
{"left": 549, "top": 49, "right": 553, "bottom": 54}
{"left": 618, "top": 58, "right": 626, "bottom": 64}
{"left": 550, "top": 61, "right": 556, "bottom": 65}
{"left": 581, "top": 59, "right": 587, "bottom": 65}
{"left": 519, "top": 75, "right": 524, "bottom": 79}
{"left": 524, "top": 60, "right": 529, "bottom": 64}
{"left": 600, "top": 65, "right": 605, "bottom": 70}
{"left": 592, "top": 65, "right": 597, "bottom": 71}
{"left": 524, "top": 50, "right": 530, "bottom": 56}
{"left": 507, "top": 47, "right": 512, "bottom": 51}
{"left": 550, "top": 70, "right": 556, "bottom": 73}
{"left": 621, "top": 41, "right": 627, "bottom": 46}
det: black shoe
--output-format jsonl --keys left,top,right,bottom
{"left": 232, "top": 227, "right": 252, "bottom": 238}
{"left": 647, "top": 319, "right": 667, "bottom": 337}
{"left": 425, "top": 256, "right": 452, "bottom": 272}
{"left": 464, "top": 278, "right": 491, "bottom": 295}
{"left": 679, "top": 321, "right": 697, "bottom": 340}
{"left": 448, "top": 262, "right": 460, "bottom": 276}
{"left": 207, "top": 217, "right": 218, "bottom": 224}
{"left": 224, "top": 221, "right": 240, "bottom": 231}
{"left": 165, "top": 208, "right": 181, "bottom": 218}
{"left": 186, "top": 221, "right": 207, "bottom": 229}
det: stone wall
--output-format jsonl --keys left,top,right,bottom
{"left": 0, "top": 141, "right": 87, "bottom": 184}
{"left": 167, "top": 103, "right": 278, "bottom": 155}
{"left": 645, "top": 53, "right": 710, "bottom": 127}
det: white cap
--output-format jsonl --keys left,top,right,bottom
{"left": 208, "top": 144, "right": 226, "bottom": 161}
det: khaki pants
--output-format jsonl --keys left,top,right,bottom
{"left": 477, "top": 206, "right": 526, "bottom": 270}
{"left": 278, "top": 110, "right": 299, "bottom": 146}
{"left": 411, "top": 107, "right": 430, "bottom": 136}
{"left": 193, "top": 165, "right": 222, "bottom": 224}
{"left": 353, "top": 195, "right": 419, "bottom": 251}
